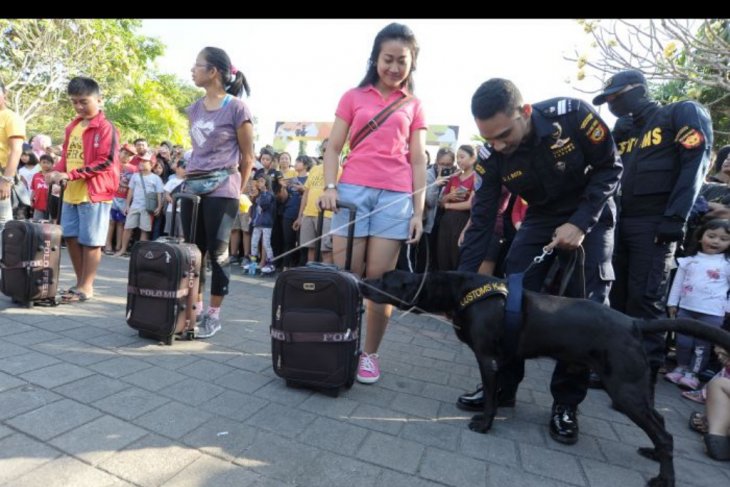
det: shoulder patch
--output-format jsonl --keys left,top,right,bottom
{"left": 586, "top": 122, "right": 608, "bottom": 144}
{"left": 675, "top": 126, "right": 704, "bottom": 149}
{"left": 474, "top": 160, "right": 486, "bottom": 176}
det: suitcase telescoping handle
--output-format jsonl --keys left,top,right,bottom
{"left": 316, "top": 200, "right": 356, "bottom": 271}
{"left": 171, "top": 193, "right": 201, "bottom": 243}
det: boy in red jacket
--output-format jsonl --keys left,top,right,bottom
{"left": 48, "top": 77, "right": 119, "bottom": 303}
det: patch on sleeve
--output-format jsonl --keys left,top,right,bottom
{"left": 586, "top": 123, "right": 608, "bottom": 144}
{"left": 675, "top": 126, "right": 704, "bottom": 149}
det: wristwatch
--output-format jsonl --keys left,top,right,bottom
{"left": 325, "top": 183, "right": 337, "bottom": 190}
{"left": 0, "top": 175, "right": 13, "bottom": 183}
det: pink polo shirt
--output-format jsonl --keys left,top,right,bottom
{"left": 336, "top": 85, "right": 426, "bottom": 193}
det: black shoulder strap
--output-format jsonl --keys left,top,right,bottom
{"left": 349, "top": 93, "right": 412, "bottom": 151}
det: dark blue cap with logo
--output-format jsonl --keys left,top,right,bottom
{"left": 592, "top": 70, "right": 647, "bottom": 105}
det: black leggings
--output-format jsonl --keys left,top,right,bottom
{"left": 181, "top": 196, "right": 239, "bottom": 296}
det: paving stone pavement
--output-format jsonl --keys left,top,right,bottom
{"left": 0, "top": 254, "right": 728, "bottom": 486}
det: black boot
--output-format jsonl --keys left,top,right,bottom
{"left": 456, "top": 385, "right": 516, "bottom": 412}
{"left": 549, "top": 404, "right": 579, "bottom": 445}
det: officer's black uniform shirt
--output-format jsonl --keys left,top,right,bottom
{"left": 615, "top": 100, "right": 713, "bottom": 221}
{"left": 459, "top": 98, "right": 622, "bottom": 272}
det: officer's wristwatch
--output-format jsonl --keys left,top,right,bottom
{"left": 325, "top": 183, "right": 337, "bottom": 190}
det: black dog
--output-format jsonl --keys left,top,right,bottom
{"left": 360, "top": 270, "right": 730, "bottom": 487}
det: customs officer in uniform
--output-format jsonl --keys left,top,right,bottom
{"left": 456, "top": 78, "right": 622, "bottom": 445}
{"left": 593, "top": 70, "right": 713, "bottom": 392}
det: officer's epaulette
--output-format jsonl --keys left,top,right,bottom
{"left": 478, "top": 144, "right": 492, "bottom": 161}
{"left": 533, "top": 98, "right": 581, "bottom": 118}
{"left": 473, "top": 145, "right": 492, "bottom": 176}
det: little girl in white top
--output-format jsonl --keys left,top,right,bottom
{"left": 665, "top": 219, "right": 730, "bottom": 391}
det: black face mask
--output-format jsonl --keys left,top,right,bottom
{"left": 607, "top": 86, "right": 648, "bottom": 118}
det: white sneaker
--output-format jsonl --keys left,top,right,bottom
{"left": 196, "top": 315, "right": 221, "bottom": 339}
{"left": 260, "top": 264, "right": 275, "bottom": 274}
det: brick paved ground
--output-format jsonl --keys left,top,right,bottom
{"left": 0, "top": 254, "right": 728, "bottom": 486}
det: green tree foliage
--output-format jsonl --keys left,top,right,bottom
{"left": 567, "top": 19, "right": 730, "bottom": 146}
{"left": 0, "top": 19, "right": 199, "bottom": 146}
{"left": 104, "top": 74, "right": 200, "bottom": 145}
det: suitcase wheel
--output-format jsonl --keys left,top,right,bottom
{"left": 320, "top": 387, "right": 340, "bottom": 398}
{"left": 164, "top": 336, "right": 174, "bottom": 346}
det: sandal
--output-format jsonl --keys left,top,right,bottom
{"left": 704, "top": 434, "right": 730, "bottom": 461}
{"left": 60, "top": 289, "right": 91, "bottom": 304}
{"left": 689, "top": 412, "right": 709, "bottom": 434}
{"left": 682, "top": 389, "right": 706, "bottom": 404}
{"left": 59, "top": 286, "right": 78, "bottom": 296}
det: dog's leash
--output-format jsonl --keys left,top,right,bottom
{"left": 399, "top": 237, "right": 431, "bottom": 317}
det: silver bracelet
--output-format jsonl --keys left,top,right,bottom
{"left": 0, "top": 175, "right": 14, "bottom": 183}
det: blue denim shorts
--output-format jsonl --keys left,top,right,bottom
{"left": 61, "top": 201, "right": 112, "bottom": 247}
{"left": 331, "top": 182, "right": 413, "bottom": 240}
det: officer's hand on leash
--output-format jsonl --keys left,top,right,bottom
{"left": 546, "top": 223, "right": 585, "bottom": 251}
{"left": 654, "top": 219, "right": 685, "bottom": 245}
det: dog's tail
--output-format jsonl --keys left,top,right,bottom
{"left": 638, "top": 318, "right": 730, "bottom": 351}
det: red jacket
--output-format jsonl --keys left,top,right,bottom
{"left": 54, "top": 111, "right": 120, "bottom": 203}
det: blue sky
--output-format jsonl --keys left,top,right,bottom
{"left": 142, "top": 19, "right": 614, "bottom": 149}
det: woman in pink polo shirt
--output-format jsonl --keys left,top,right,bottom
{"left": 320, "top": 23, "right": 427, "bottom": 384}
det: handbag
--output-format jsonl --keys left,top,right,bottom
{"left": 138, "top": 172, "right": 158, "bottom": 214}
{"left": 349, "top": 93, "right": 413, "bottom": 151}
{"left": 10, "top": 175, "right": 31, "bottom": 210}
{"left": 183, "top": 166, "right": 237, "bottom": 195}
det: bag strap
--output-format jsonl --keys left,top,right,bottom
{"left": 349, "top": 93, "right": 412, "bottom": 151}
{"left": 270, "top": 326, "right": 359, "bottom": 343}
{"left": 138, "top": 171, "right": 148, "bottom": 202}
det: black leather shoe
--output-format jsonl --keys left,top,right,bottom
{"left": 549, "top": 404, "right": 579, "bottom": 445}
{"left": 456, "top": 385, "right": 516, "bottom": 412}
{"left": 587, "top": 371, "right": 604, "bottom": 389}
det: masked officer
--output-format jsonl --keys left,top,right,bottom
{"left": 456, "top": 78, "right": 622, "bottom": 445}
{"left": 593, "top": 70, "right": 713, "bottom": 393}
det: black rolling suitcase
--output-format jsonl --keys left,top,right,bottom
{"left": 1, "top": 183, "right": 64, "bottom": 307}
{"left": 271, "top": 201, "right": 362, "bottom": 396}
{"left": 126, "top": 194, "right": 201, "bottom": 345}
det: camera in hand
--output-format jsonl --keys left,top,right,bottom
{"left": 440, "top": 166, "right": 455, "bottom": 177}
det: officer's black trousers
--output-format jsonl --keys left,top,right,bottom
{"left": 609, "top": 216, "right": 676, "bottom": 370}
{"left": 498, "top": 214, "right": 615, "bottom": 407}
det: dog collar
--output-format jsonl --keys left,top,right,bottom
{"left": 458, "top": 280, "right": 508, "bottom": 310}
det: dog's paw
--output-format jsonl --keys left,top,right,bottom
{"left": 468, "top": 413, "right": 493, "bottom": 433}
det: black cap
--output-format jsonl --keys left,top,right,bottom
{"left": 592, "top": 70, "right": 647, "bottom": 105}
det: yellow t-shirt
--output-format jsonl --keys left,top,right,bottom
{"left": 0, "top": 108, "right": 26, "bottom": 169}
{"left": 303, "top": 164, "right": 341, "bottom": 218}
{"left": 64, "top": 123, "right": 89, "bottom": 204}
{"left": 282, "top": 168, "right": 297, "bottom": 179}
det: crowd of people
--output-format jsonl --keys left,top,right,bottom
{"left": 1, "top": 21, "right": 729, "bottom": 462}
